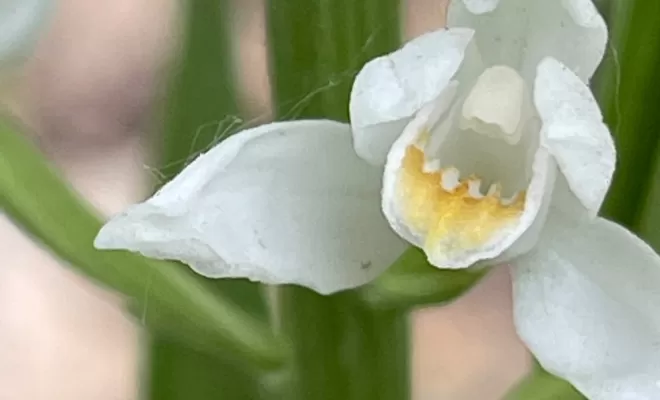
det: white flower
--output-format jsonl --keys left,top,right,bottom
{"left": 0, "top": 0, "right": 48, "bottom": 66}
{"left": 95, "top": 0, "right": 660, "bottom": 398}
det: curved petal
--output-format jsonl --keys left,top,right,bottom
{"left": 95, "top": 120, "right": 407, "bottom": 295}
{"left": 535, "top": 57, "right": 615, "bottom": 216}
{"left": 0, "top": 0, "right": 49, "bottom": 64}
{"left": 448, "top": 0, "right": 607, "bottom": 81}
{"left": 349, "top": 28, "right": 474, "bottom": 166}
{"left": 511, "top": 187, "right": 660, "bottom": 400}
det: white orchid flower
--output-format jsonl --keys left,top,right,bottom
{"left": 95, "top": 0, "right": 660, "bottom": 398}
{"left": 0, "top": 0, "right": 48, "bottom": 66}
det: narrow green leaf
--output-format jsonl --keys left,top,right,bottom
{"left": 150, "top": 0, "right": 270, "bottom": 398}
{"left": 596, "top": 0, "right": 660, "bottom": 251}
{"left": 360, "top": 247, "right": 488, "bottom": 310}
{"left": 638, "top": 147, "right": 660, "bottom": 251}
{"left": 267, "top": 0, "right": 407, "bottom": 398}
{"left": 0, "top": 118, "right": 287, "bottom": 371}
{"left": 505, "top": 362, "right": 586, "bottom": 400}
{"left": 596, "top": 0, "right": 660, "bottom": 227}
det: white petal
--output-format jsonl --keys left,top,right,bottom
{"left": 511, "top": 194, "right": 660, "bottom": 399}
{"left": 95, "top": 120, "right": 407, "bottom": 295}
{"left": 0, "top": 0, "right": 48, "bottom": 64}
{"left": 448, "top": 0, "right": 607, "bottom": 81}
{"left": 349, "top": 28, "right": 474, "bottom": 166}
{"left": 381, "top": 96, "right": 555, "bottom": 269}
{"left": 535, "top": 57, "right": 615, "bottom": 216}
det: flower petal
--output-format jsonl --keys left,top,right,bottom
{"left": 349, "top": 28, "right": 474, "bottom": 166}
{"left": 95, "top": 120, "right": 407, "bottom": 294}
{"left": 448, "top": 0, "right": 607, "bottom": 81}
{"left": 535, "top": 57, "right": 615, "bottom": 216}
{"left": 1, "top": 0, "right": 48, "bottom": 64}
{"left": 511, "top": 187, "right": 660, "bottom": 399}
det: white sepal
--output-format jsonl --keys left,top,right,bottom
{"left": 95, "top": 120, "right": 407, "bottom": 294}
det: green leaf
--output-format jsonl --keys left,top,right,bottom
{"left": 596, "top": 0, "right": 660, "bottom": 228}
{"left": 267, "top": 0, "right": 408, "bottom": 398}
{"left": 0, "top": 117, "right": 287, "bottom": 372}
{"left": 638, "top": 148, "right": 660, "bottom": 252}
{"left": 505, "top": 362, "right": 586, "bottom": 400}
{"left": 149, "top": 0, "right": 270, "bottom": 398}
{"left": 360, "top": 247, "right": 488, "bottom": 310}
{"left": 596, "top": 0, "right": 660, "bottom": 251}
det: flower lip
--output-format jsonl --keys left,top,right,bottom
{"left": 398, "top": 142, "right": 528, "bottom": 261}
{"left": 382, "top": 68, "right": 555, "bottom": 269}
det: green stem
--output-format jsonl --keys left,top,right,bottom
{"left": 149, "top": 336, "right": 262, "bottom": 400}
{"left": 158, "top": 0, "right": 242, "bottom": 181}
{"left": 267, "top": 0, "right": 405, "bottom": 398}
{"left": 276, "top": 288, "right": 349, "bottom": 400}
{"left": 0, "top": 118, "right": 287, "bottom": 371}
{"left": 277, "top": 288, "right": 409, "bottom": 400}
{"left": 150, "top": 0, "right": 270, "bottom": 398}
{"left": 267, "top": 0, "right": 400, "bottom": 122}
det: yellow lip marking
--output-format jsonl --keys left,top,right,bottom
{"left": 398, "top": 145, "right": 525, "bottom": 256}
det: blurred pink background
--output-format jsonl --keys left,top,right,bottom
{"left": 0, "top": 1, "right": 530, "bottom": 399}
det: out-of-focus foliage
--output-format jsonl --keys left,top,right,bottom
{"left": 0, "top": 118, "right": 286, "bottom": 372}
{"left": 597, "top": 0, "right": 660, "bottom": 240}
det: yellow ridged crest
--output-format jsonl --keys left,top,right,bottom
{"left": 398, "top": 145, "right": 525, "bottom": 256}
